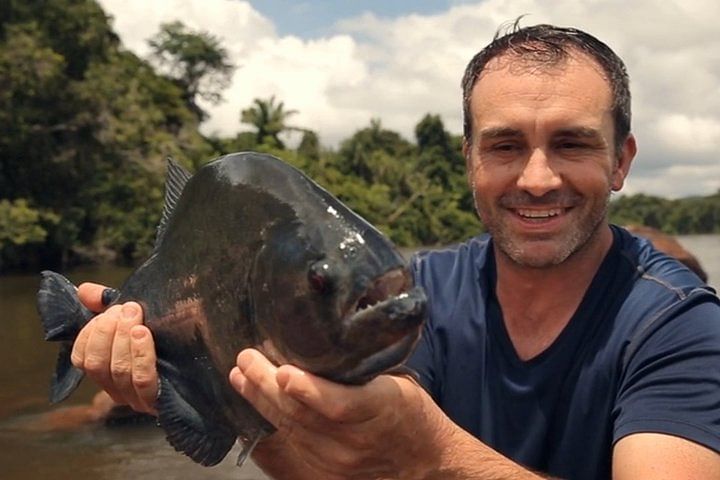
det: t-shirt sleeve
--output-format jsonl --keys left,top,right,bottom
{"left": 613, "top": 299, "right": 720, "bottom": 452}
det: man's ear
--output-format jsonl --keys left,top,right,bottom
{"left": 611, "top": 133, "right": 637, "bottom": 191}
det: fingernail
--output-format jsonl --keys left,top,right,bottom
{"left": 101, "top": 288, "right": 120, "bottom": 306}
{"left": 237, "top": 350, "right": 254, "bottom": 371}
{"left": 122, "top": 303, "right": 139, "bottom": 319}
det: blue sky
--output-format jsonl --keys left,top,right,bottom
{"left": 250, "top": 1, "right": 466, "bottom": 38}
{"left": 99, "top": 0, "right": 719, "bottom": 198}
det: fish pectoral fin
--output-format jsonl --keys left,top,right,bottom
{"left": 156, "top": 376, "right": 236, "bottom": 467}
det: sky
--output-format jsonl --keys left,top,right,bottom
{"left": 97, "top": 0, "right": 720, "bottom": 198}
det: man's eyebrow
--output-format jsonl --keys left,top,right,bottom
{"left": 478, "top": 127, "right": 523, "bottom": 140}
{"left": 554, "top": 126, "right": 603, "bottom": 139}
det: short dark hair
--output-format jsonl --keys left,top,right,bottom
{"left": 462, "top": 19, "right": 631, "bottom": 153}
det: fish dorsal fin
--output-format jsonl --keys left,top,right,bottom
{"left": 155, "top": 157, "right": 193, "bottom": 250}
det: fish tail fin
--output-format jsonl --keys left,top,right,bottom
{"left": 50, "top": 343, "right": 86, "bottom": 404}
{"left": 37, "top": 270, "right": 94, "bottom": 403}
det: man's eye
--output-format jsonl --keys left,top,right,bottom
{"left": 493, "top": 143, "right": 519, "bottom": 152}
{"left": 557, "top": 141, "right": 586, "bottom": 150}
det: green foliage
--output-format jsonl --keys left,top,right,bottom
{"left": 240, "top": 95, "right": 300, "bottom": 149}
{"left": 148, "top": 20, "right": 234, "bottom": 118}
{"left": 88, "top": 162, "right": 164, "bottom": 263}
{"left": 0, "top": 0, "right": 214, "bottom": 272}
{"left": 0, "top": 199, "right": 57, "bottom": 246}
{"left": 609, "top": 191, "right": 720, "bottom": 234}
{"left": 0, "top": 0, "right": 715, "bottom": 274}
{"left": 0, "top": 199, "right": 59, "bottom": 271}
{"left": 328, "top": 117, "right": 480, "bottom": 246}
{"left": 297, "top": 130, "right": 320, "bottom": 162}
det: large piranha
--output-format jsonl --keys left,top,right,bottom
{"left": 37, "top": 152, "right": 427, "bottom": 467}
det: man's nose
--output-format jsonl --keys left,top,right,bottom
{"left": 516, "top": 148, "right": 562, "bottom": 196}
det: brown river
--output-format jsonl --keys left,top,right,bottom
{"left": 0, "top": 235, "right": 717, "bottom": 479}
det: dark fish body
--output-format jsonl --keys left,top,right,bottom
{"left": 37, "top": 152, "right": 426, "bottom": 467}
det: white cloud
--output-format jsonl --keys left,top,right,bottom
{"left": 655, "top": 115, "right": 720, "bottom": 154}
{"left": 623, "top": 162, "right": 720, "bottom": 198}
{"left": 98, "top": 0, "right": 720, "bottom": 198}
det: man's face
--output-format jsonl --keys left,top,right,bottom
{"left": 464, "top": 52, "right": 635, "bottom": 268}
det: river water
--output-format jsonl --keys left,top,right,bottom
{"left": 0, "top": 234, "right": 717, "bottom": 479}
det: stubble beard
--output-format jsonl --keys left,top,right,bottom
{"left": 477, "top": 191, "right": 611, "bottom": 269}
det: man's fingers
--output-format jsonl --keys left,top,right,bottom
{"left": 129, "top": 325, "right": 159, "bottom": 414}
{"left": 77, "top": 282, "right": 111, "bottom": 313}
{"left": 82, "top": 306, "right": 121, "bottom": 393}
{"left": 110, "top": 303, "right": 143, "bottom": 403}
{"left": 276, "top": 365, "right": 397, "bottom": 423}
{"left": 70, "top": 317, "right": 94, "bottom": 369}
{"left": 232, "top": 350, "right": 281, "bottom": 423}
{"left": 233, "top": 349, "right": 319, "bottom": 432}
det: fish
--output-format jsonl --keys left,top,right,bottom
{"left": 36, "top": 152, "right": 427, "bottom": 468}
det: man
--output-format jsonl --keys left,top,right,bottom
{"left": 71, "top": 23, "right": 720, "bottom": 478}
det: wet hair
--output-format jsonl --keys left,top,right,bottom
{"left": 461, "top": 18, "right": 631, "bottom": 153}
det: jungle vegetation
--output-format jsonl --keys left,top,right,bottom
{"left": 1, "top": 0, "right": 718, "bottom": 273}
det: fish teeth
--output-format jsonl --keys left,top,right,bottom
{"left": 516, "top": 208, "right": 562, "bottom": 219}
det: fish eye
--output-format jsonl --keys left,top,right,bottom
{"left": 308, "top": 261, "right": 333, "bottom": 295}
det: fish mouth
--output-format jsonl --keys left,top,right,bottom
{"left": 327, "top": 323, "right": 423, "bottom": 384}
{"left": 326, "top": 268, "right": 427, "bottom": 384}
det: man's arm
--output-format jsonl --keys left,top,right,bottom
{"left": 613, "top": 432, "right": 720, "bottom": 479}
{"left": 235, "top": 348, "right": 720, "bottom": 480}
{"left": 233, "top": 349, "right": 549, "bottom": 479}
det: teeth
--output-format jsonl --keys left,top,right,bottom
{"left": 517, "top": 208, "right": 562, "bottom": 218}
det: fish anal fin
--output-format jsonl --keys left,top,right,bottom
{"left": 155, "top": 157, "right": 193, "bottom": 251}
{"left": 156, "top": 376, "right": 236, "bottom": 467}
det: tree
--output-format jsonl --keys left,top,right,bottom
{"left": 0, "top": 198, "right": 59, "bottom": 271}
{"left": 0, "top": 2, "right": 216, "bottom": 271}
{"left": 148, "top": 21, "right": 235, "bottom": 119}
{"left": 415, "top": 114, "right": 453, "bottom": 155}
{"left": 297, "top": 129, "right": 320, "bottom": 162}
{"left": 240, "top": 95, "right": 299, "bottom": 149}
{"left": 337, "top": 119, "right": 413, "bottom": 183}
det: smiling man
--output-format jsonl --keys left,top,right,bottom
{"left": 465, "top": 54, "right": 634, "bottom": 271}
{"left": 71, "top": 22, "right": 720, "bottom": 479}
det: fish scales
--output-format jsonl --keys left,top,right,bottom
{"left": 37, "top": 152, "right": 427, "bottom": 468}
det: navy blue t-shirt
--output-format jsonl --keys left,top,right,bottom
{"left": 406, "top": 226, "right": 720, "bottom": 479}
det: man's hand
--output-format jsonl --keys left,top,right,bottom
{"left": 71, "top": 282, "right": 158, "bottom": 414}
{"left": 230, "top": 349, "right": 450, "bottom": 479}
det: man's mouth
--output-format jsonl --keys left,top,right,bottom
{"left": 515, "top": 208, "right": 567, "bottom": 219}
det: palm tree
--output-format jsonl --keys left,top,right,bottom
{"left": 240, "top": 96, "right": 299, "bottom": 148}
